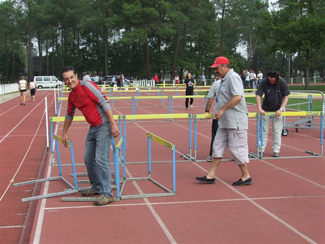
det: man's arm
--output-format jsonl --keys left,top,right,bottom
{"left": 255, "top": 95, "right": 265, "bottom": 115}
{"left": 215, "top": 95, "right": 242, "bottom": 121}
{"left": 62, "top": 118, "right": 73, "bottom": 147}
{"left": 275, "top": 95, "right": 289, "bottom": 116}
{"left": 104, "top": 109, "right": 120, "bottom": 138}
{"left": 205, "top": 98, "right": 214, "bottom": 119}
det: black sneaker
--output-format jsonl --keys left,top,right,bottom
{"left": 195, "top": 176, "right": 215, "bottom": 184}
{"left": 273, "top": 152, "right": 279, "bottom": 157}
{"left": 232, "top": 177, "right": 252, "bottom": 186}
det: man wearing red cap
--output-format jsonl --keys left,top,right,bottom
{"left": 196, "top": 56, "right": 252, "bottom": 186}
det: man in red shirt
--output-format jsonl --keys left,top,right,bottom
{"left": 61, "top": 66, "right": 120, "bottom": 206}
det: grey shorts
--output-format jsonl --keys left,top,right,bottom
{"left": 212, "top": 128, "right": 249, "bottom": 165}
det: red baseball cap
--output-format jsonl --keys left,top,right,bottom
{"left": 210, "top": 56, "right": 230, "bottom": 68}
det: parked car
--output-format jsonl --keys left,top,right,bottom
{"left": 34, "top": 76, "right": 63, "bottom": 88}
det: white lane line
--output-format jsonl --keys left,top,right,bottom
{"left": 0, "top": 225, "right": 23, "bottom": 229}
{"left": 0, "top": 103, "right": 21, "bottom": 116}
{"left": 125, "top": 168, "right": 177, "bottom": 244}
{"left": 33, "top": 96, "right": 60, "bottom": 244}
{"left": 44, "top": 195, "right": 325, "bottom": 211}
{"left": 0, "top": 109, "right": 47, "bottom": 202}
{"left": 192, "top": 161, "right": 318, "bottom": 244}
{"left": 0, "top": 92, "right": 52, "bottom": 144}
{"left": 260, "top": 159, "right": 325, "bottom": 188}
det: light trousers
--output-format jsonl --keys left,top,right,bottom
{"left": 261, "top": 115, "right": 283, "bottom": 153}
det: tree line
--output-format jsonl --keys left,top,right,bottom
{"left": 0, "top": 0, "right": 324, "bottom": 89}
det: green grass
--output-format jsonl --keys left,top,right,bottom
{"left": 289, "top": 85, "right": 325, "bottom": 93}
{"left": 245, "top": 97, "right": 324, "bottom": 112}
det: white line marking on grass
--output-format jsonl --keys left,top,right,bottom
{"left": 192, "top": 161, "right": 318, "bottom": 244}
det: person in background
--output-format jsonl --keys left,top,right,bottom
{"left": 204, "top": 73, "right": 222, "bottom": 162}
{"left": 174, "top": 75, "right": 180, "bottom": 85}
{"left": 256, "top": 70, "right": 263, "bottom": 88}
{"left": 93, "top": 73, "right": 99, "bottom": 84}
{"left": 19, "top": 76, "right": 28, "bottom": 105}
{"left": 154, "top": 74, "right": 159, "bottom": 87}
{"left": 255, "top": 70, "right": 290, "bottom": 157}
{"left": 184, "top": 72, "right": 195, "bottom": 109}
{"left": 202, "top": 73, "right": 206, "bottom": 86}
{"left": 249, "top": 69, "right": 257, "bottom": 89}
{"left": 196, "top": 56, "right": 252, "bottom": 186}
{"left": 29, "top": 79, "right": 37, "bottom": 102}
{"left": 121, "top": 74, "right": 125, "bottom": 87}
{"left": 244, "top": 69, "right": 250, "bottom": 89}
{"left": 61, "top": 66, "right": 120, "bottom": 206}
{"left": 83, "top": 71, "right": 91, "bottom": 82}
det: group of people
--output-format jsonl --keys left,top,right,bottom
{"left": 59, "top": 56, "right": 290, "bottom": 206}
{"left": 196, "top": 56, "right": 290, "bottom": 186}
{"left": 242, "top": 69, "right": 264, "bottom": 89}
{"left": 18, "top": 76, "right": 37, "bottom": 105}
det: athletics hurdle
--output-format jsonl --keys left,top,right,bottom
{"left": 119, "top": 131, "right": 176, "bottom": 199}
{"left": 62, "top": 136, "right": 126, "bottom": 202}
{"left": 122, "top": 113, "right": 192, "bottom": 162}
{"left": 193, "top": 113, "right": 260, "bottom": 162}
{"left": 49, "top": 115, "right": 122, "bottom": 165}
{"left": 259, "top": 111, "right": 324, "bottom": 159}
{"left": 13, "top": 135, "right": 79, "bottom": 202}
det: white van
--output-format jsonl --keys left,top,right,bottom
{"left": 34, "top": 76, "right": 63, "bottom": 88}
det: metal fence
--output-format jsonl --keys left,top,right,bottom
{"left": 0, "top": 83, "right": 19, "bottom": 95}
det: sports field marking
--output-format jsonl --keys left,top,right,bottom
{"left": 0, "top": 103, "right": 21, "bottom": 116}
{"left": 260, "top": 159, "right": 325, "bottom": 188}
{"left": 125, "top": 168, "right": 177, "bottom": 243}
{"left": 192, "top": 162, "right": 318, "bottom": 244}
{"left": 0, "top": 99, "right": 50, "bottom": 202}
{"left": 0, "top": 225, "right": 23, "bottom": 229}
{"left": 43, "top": 194, "right": 325, "bottom": 211}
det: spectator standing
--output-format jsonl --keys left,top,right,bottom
{"left": 19, "top": 76, "right": 28, "bottom": 105}
{"left": 202, "top": 73, "right": 206, "bottom": 86}
{"left": 175, "top": 75, "right": 180, "bottom": 85}
{"left": 196, "top": 56, "right": 252, "bottom": 186}
{"left": 29, "top": 79, "right": 37, "bottom": 102}
{"left": 154, "top": 74, "right": 159, "bottom": 87}
{"left": 204, "top": 74, "right": 222, "bottom": 162}
{"left": 93, "top": 74, "right": 99, "bottom": 84}
{"left": 255, "top": 70, "right": 290, "bottom": 157}
{"left": 184, "top": 72, "right": 195, "bottom": 109}
{"left": 61, "top": 66, "right": 120, "bottom": 206}
{"left": 249, "top": 69, "right": 257, "bottom": 89}
{"left": 83, "top": 71, "right": 91, "bottom": 82}
{"left": 256, "top": 70, "right": 263, "bottom": 88}
{"left": 244, "top": 69, "right": 250, "bottom": 89}
{"left": 121, "top": 74, "right": 125, "bottom": 87}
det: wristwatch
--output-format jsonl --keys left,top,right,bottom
{"left": 279, "top": 108, "right": 284, "bottom": 112}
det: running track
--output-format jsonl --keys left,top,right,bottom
{"left": 0, "top": 90, "right": 324, "bottom": 243}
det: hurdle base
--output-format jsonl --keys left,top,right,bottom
{"left": 22, "top": 189, "right": 78, "bottom": 202}
{"left": 120, "top": 177, "right": 174, "bottom": 200}
{"left": 61, "top": 197, "right": 120, "bottom": 202}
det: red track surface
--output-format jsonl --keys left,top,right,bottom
{"left": 0, "top": 91, "right": 324, "bottom": 243}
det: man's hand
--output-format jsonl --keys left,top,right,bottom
{"left": 111, "top": 124, "right": 120, "bottom": 138}
{"left": 205, "top": 112, "right": 212, "bottom": 119}
{"left": 258, "top": 108, "right": 266, "bottom": 115}
{"left": 275, "top": 110, "right": 282, "bottom": 116}
{"left": 215, "top": 109, "right": 224, "bottom": 121}
{"left": 62, "top": 133, "right": 69, "bottom": 148}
